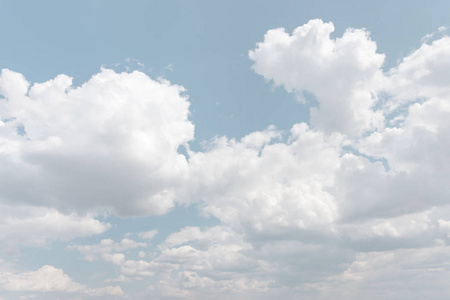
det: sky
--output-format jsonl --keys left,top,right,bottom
{"left": 1, "top": 0, "right": 450, "bottom": 299}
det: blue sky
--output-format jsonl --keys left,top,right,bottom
{"left": 3, "top": 0, "right": 450, "bottom": 142}
{"left": 1, "top": 1, "right": 450, "bottom": 299}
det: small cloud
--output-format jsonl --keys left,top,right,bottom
{"left": 104, "top": 274, "right": 132, "bottom": 283}
{"left": 421, "top": 26, "right": 448, "bottom": 43}
{"left": 421, "top": 32, "right": 434, "bottom": 43}
{"left": 138, "top": 229, "right": 159, "bottom": 240}
{"left": 164, "top": 64, "right": 174, "bottom": 72}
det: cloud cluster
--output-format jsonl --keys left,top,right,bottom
{"left": 68, "top": 238, "right": 147, "bottom": 262}
{"left": 71, "top": 227, "right": 271, "bottom": 299}
{"left": 2, "top": 18, "right": 450, "bottom": 299}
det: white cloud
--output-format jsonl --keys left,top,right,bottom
{"left": 186, "top": 124, "right": 341, "bottom": 239}
{"left": 249, "top": 19, "right": 385, "bottom": 136}
{"left": 86, "top": 285, "right": 124, "bottom": 297}
{"left": 369, "top": 211, "right": 430, "bottom": 238}
{"left": 0, "top": 68, "right": 194, "bottom": 216}
{"left": 352, "top": 75, "right": 450, "bottom": 219}
{"left": 438, "top": 219, "right": 450, "bottom": 238}
{"left": 0, "top": 265, "right": 123, "bottom": 297}
{"left": 158, "top": 227, "right": 258, "bottom": 274}
{"left": 438, "top": 219, "right": 450, "bottom": 231}
{"left": 69, "top": 238, "right": 147, "bottom": 262}
{"left": 160, "top": 226, "right": 237, "bottom": 249}
{"left": 0, "top": 265, "right": 83, "bottom": 292}
{"left": 70, "top": 238, "right": 159, "bottom": 278}
{"left": 138, "top": 230, "right": 158, "bottom": 240}
{"left": 104, "top": 274, "right": 132, "bottom": 283}
{"left": 318, "top": 246, "right": 450, "bottom": 300}
{"left": 337, "top": 208, "right": 444, "bottom": 251}
{"left": 144, "top": 226, "right": 272, "bottom": 299}
{"left": 78, "top": 225, "right": 272, "bottom": 298}
{"left": 102, "top": 254, "right": 156, "bottom": 277}
{"left": 386, "top": 35, "right": 450, "bottom": 104}
{"left": 0, "top": 204, "right": 109, "bottom": 250}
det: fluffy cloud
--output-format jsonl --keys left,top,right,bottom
{"left": 248, "top": 19, "right": 450, "bottom": 226}
{"left": 386, "top": 35, "right": 450, "bottom": 104}
{"left": 0, "top": 265, "right": 123, "bottom": 297}
{"left": 72, "top": 226, "right": 272, "bottom": 298}
{"left": 0, "top": 204, "right": 109, "bottom": 250}
{"left": 0, "top": 68, "right": 194, "bottom": 216}
{"left": 342, "top": 38, "right": 450, "bottom": 221}
{"left": 186, "top": 124, "right": 341, "bottom": 239}
{"left": 0, "top": 265, "right": 83, "bottom": 293}
{"left": 69, "top": 237, "right": 159, "bottom": 278}
{"left": 148, "top": 226, "right": 271, "bottom": 299}
{"left": 138, "top": 229, "right": 159, "bottom": 240}
{"left": 69, "top": 238, "right": 147, "bottom": 262}
{"left": 316, "top": 246, "right": 450, "bottom": 300}
{"left": 249, "top": 19, "right": 385, "bottom": 136}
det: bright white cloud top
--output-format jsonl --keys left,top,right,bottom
{"left": 1, "top": 15, "right": 450, "bottom": 300}
{"left": 250, "top": 19, "right": 385, "bottom": 136}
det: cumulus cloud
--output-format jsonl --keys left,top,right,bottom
{"left": 346, "top": 38, "right": 450, "bottom": 220}
{"left": 0, "top": 68, "right": 194, "bottom": 216}
{"left": 316, "top": 246, "right": 450, "bottom": 300}
{"left": 146, "top": 226, "right": 271, "bottom": 299}
{"left": 386, "top": 35, "right": 450, "bottom": 103}
{"left": 138, "top": 229, "right": 159, "bottom": 240}
{"left": 72, "top": 225, "right": 272, "bottom": 298}
{"left": 69, "top": 237, "right": 160, "bottom": 278}
{"left": 0, "top": 265, "right": 123, "bottom": 297}
{"left": 249, "top": 19, "right": 385, "bottom": 136}
{"left": 186, "top": 124, "right": 341, "bottom": 239}
{"left": 247, "top": 19, "right": 450, "bottom": 224}
{"left": 69, "top": 238, "right": 147, "bottom": 262}
{"left": 0, "top": 265, "right": 83, "bottom": 293}
{"left": 0, "top": 204, "right": 109, "bottom": 250}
